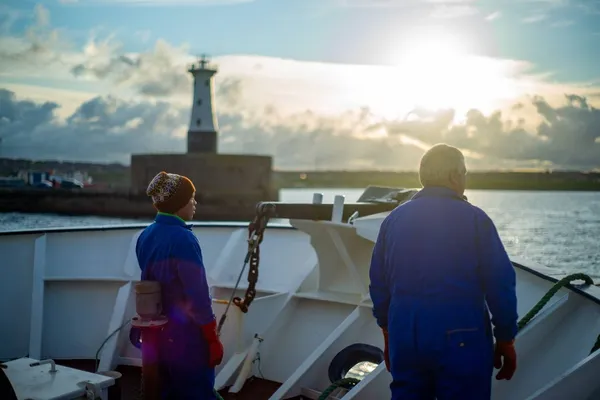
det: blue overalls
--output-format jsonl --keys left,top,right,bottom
{"left": 369, "top": 186, "right": 518, "bottom": 400}
{"left": 136, "top": 213, "right": 217, "bottom": 399}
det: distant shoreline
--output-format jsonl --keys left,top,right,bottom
{"left": 281, "top": 185, "right": 600, "bottom": 191}
{"left": 274, "top": 171, "right": 600, "bottom": 192}
{"left": 2, "top": 158, "right": 599, "bottom": 192}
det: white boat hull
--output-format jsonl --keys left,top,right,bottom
{"left": 1, "top": 208, "right": 599, "bottom": 399}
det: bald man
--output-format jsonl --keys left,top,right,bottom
{"left": 369, "top": 143, "right": 518, "bottom": 400}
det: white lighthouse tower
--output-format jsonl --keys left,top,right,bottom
{"left": 187, "top": 54, "right": 218, "bottom": 153}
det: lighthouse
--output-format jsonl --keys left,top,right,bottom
{"left": 130, "top": 52, "right": 276, "bottom": 205}
{"left": 187, "top": 55, "right": 218, "bottom": 153}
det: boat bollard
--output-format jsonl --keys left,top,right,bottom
{"left": 312, "top": 192, "right": 323, "bottom": 204}
{"left": 331, "top": 195, "right": 345, "bottom": 223}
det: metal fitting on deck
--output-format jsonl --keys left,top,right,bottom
{"left": 29, "top": 358, "right": 57, "bottom": 373}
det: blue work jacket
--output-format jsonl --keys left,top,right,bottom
{"left": 135, "top": 213, "right": 215, "bottom": 366}
{"left": 369, "top": 186, "right": 518, "bottom": 361}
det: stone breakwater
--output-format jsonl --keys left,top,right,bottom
{"left": 0, "top": 188, "right": 278, "bottom": 221}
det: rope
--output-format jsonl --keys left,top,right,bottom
{"left": 517, "top": 273, "right": 594, "bottom": 331}
{"left": 94, "top": 320, "right": 131, "bottom": 372}
{"left": 317, "top": 377, "right": 360, "bottom": 400}
{"left": 515, "top": 272, "right": 599, "bottom": 356}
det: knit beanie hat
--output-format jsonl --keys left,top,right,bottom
{"left": 146, "top": 171, "right": 196, "bottom": 214}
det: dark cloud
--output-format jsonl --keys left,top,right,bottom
{"left": 0, "top": 89, "right": 187, "bottom": 163}
{"left": 0, "top": 89, "right": 58, "bottom": 139}
{"left": 1, "top": 87, "right": 599, "bottom": 170}
{"left": 383, "top": 94, "right": 600, "bottom": 170}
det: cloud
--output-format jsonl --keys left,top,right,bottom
{"left": 522, "top": 14, "right": 548, "bottom": 23}
{"left": 57, "top": 0, "right": 253, "bottom": 5}
{"left": 1, "top": 4, "right": 600, "bottom": 170}
{"left": 2, "top": 85, "right": 600, "bottom": 170}
{"left": 429, "top": 4, "right": 478, "bottom": 18}
{"left": 0, "top": 88, "right": 188, "bottom": 163}
{"left": 0, "top": 4, "right": 75, "bottom": 80}
{"left": 338, "top": 0, "right": 478, "bottom": 16}
{"left": 342, "top": 0, "right": 476, "bottom": 5}
{"left": 386, "top": 94, "right": 600, "bottom": 169}
{"left": 551, "top": 20, "right": 575, "bottom": 27}
{"left": 485, "top": 11, "right": 501, "bottom": 21}
{"left": 70, "top": 38, "right": 192, "bottom": 97}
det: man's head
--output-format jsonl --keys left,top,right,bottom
{"left": 146, "top": 171, "right": 197, "bottom": 221}
{"left": 418, "top": 143, "right": 467, "bottom": 196}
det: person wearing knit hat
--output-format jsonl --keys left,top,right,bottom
{"left": 135, "top": 171, "right": 224, "bottom": 399}
{"left": 146, "top": 171, "right": 197, "bottom": 220}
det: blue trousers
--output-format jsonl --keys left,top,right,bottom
{"left": 389, "top": 328, "right": 494, "bottom": 400}
{"left": 387, "top": 303, "right": 495, "bottom": 400}
{"left": 158, "top": 361, "right": 216, "bottom": 399}
{"left": 390, "top": 367, "right": 492, "bottom": 400}
{"left": 156, "top": 324, "right": 217, "bottom": 399}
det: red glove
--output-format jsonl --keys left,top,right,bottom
{"left": 381, "top": 328, "right": 390, "bottom": 372}
{"left": 200, "top": 319, "right": 224, "bottom": 368}
{"left": 494, "top": 339, "right": 517, "bottom": 380}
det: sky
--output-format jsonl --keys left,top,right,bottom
{"left": 1, "top": 0, "right": 600, "bottom": 171}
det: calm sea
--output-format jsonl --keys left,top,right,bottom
{"left": 1, "top": 188, "right": 599, "bottom": 280}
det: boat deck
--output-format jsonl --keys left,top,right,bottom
{"left": 55, "top": 360, "right": 300, "bottom": 400}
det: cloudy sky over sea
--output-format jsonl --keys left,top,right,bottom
{"left": 1, "top": 0, "right": 600, "bottom": 170}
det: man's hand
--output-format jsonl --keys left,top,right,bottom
{"left": 200, "top": 319, "right": 225, "bottom": 367}
{"left": 381, "top": 328, "right": 390, "bottom": 372}
{"left": 494, "top": 339, "right": 517, "bottom": 380}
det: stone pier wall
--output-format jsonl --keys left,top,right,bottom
{"left": 130, "top": 153, "right": 275, "bottom": 200}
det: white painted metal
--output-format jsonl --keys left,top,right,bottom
{"left": 331, "top": 195, "right": 345, "bottom": 223}
{"left": 0, "top": 194, "right": 599, "bottom": 399}
{"left": 3, "top": 357, "right": 115, "bottom": 399}
{"left": 188, "top": 57, "right": 218, "bottom": 133}
{"left": 229, "top": 334, "right": 263, "bottom": 393}
{"left": 312, "top": 192, "right": 324, "bottom": 204}
{"left": 29, "top": 234, "right": 46, "bottom": 360}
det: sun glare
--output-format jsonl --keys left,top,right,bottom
{"left": 378, "top": 28, "right": 519, "bottom": 120}
{"left": 395, "top": 35, "right": 467, "bottom": 66}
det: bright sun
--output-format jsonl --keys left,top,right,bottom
{"left": 397, "top": 35, "right": 467, "bottom": 66}
{"left": 381, "top": 28, "right": 519, "bottom": 119}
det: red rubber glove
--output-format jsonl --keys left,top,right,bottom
{"left": 381, "top": 328, "right": 390, "bottom": 372}
{"left": 494, "top": 339, "right": 517, "bottom": 380}
{"left": 200, "top": 319, "right": 224, "bottom": 368}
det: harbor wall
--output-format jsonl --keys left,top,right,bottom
{"left": 0, "top": 153, "right": 278, "bottom": 220}
{"left": 130, "top": 153, "right": 273, "bottom": 195}
{"left": 0, "top": 188, "right": 276, "bottom": 221}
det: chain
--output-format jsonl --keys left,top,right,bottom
{"left": 217, "top": 203, "right": 275, "bottom": 335}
